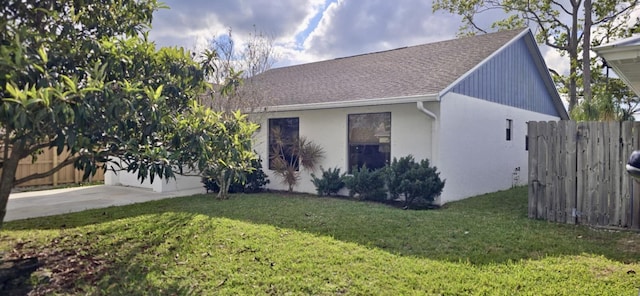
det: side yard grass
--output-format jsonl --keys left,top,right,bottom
{"left": 1, "top": 186, "right": 640, "bottom": 294}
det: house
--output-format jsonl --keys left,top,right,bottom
{"left": 593, "top": 35, "right": 640, "bottom": 97}
{"left": 248, "top": 28, "right": 569, "bottom": 204}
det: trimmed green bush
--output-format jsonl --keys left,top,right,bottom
{"left": 311, "top": 167, "right": 346, "bottom": 196}
{"left": 385, "top": 155, "right": 445, "bottom": 207}
{"left": 343, "top": 164, "right": 387, "bottom": 201}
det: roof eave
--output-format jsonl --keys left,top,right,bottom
{"left": 594, "top": 41, "right": 640, "bottom": 97}
{"left": 250, "top": 93, "right": 440, "bottom": 113}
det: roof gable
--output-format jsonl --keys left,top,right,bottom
{"left": 446, "top": 30, "right": 568, "bottom": 119}
{"left": 247, "top": 29, "right": 527, "bottom": 107}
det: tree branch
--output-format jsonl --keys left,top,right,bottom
{"left": 593, "top": 1, "right": 638, "bottom": 25}
{"left": 550, "top": 0, "right": 572, "bottom": 15}
{"left": 14, "top": 155, "right": 80, "bottom": 186}
{"left": 463, "top": 15, "right": 488, "bottom": 33}
{"left": 22, "top": 141, "right": 56, "bottom": 159}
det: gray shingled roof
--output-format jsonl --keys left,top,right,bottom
{"left": 247, "top": 29, "right": 527, "bottom": 107}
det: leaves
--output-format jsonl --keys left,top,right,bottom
{"left": 0, "top": 0, "right": 261, "bottom": 223}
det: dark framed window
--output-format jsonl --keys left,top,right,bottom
{"left": 506, "top": 119, "right": 513, "bottom": 141}
{"left": 269, "top": 117, "right": 299, "bottom": 170}
{"left": 348, "top": 112, "right": 391, "bottom": 173}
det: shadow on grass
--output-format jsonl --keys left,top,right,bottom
{"left": 3, "top": 186, "right": 640, "bottom": 267}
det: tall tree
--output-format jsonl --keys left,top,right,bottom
{"left": 0, "top": 1, "right": 257, "bottom": 225}
{"left": 199, "top": 27, "right": 279, "bottom": 112}
{"left": 433, "top": 0, "right": 638, "bottom": 113}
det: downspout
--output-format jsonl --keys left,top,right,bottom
{"left": 416, "top": 101, "right": 438, "bottom": 166}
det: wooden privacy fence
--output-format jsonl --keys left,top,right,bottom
{"left": 528, "top": 121, "right": 640, "bottom": 230}
{"left": 4, "top": 147, "right": 104, "bottom": 187}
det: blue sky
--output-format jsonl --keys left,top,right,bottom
{"left": 147, "top": 0, "right": 591, "bottom": 73}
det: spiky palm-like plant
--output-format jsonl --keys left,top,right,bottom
{"left": 270, "top": 127, "right": 324, "bottom": 192}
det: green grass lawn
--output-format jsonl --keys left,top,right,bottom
{"left": 2, "top": 186, "right": 640, "bottom": 295}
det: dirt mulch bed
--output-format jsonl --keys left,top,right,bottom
{"left": 1, "top": 236, "right": 111, "bottom": 295}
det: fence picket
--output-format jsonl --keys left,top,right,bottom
{"left": 528, "top": 122, "right": 539, "bottom": 219}
{"left": 610, "top": 122, "right": 621, "bottom": 226}
{"left": 622, "top": 121, "right": 634, "bottom": 227}
{"left": 565, "top": 121, "right": 577, "bottom": 224}
{"left": 556, "top": 121, "right": 567, "bottom": 223}
{"left": 633, "top": 123, "right": 640, "bottom": 229}
{"left": 537, "top": 122, "right": 549, "bottom": 220}
{"left": 548, "top": 121, "right": 558, "bottom": 222}
{"left": 576, "top": 122, "right": 588, "bottom": 225}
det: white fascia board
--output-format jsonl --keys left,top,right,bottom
{"left": 595, "top": 46, "right": 640, "bottom": 61}
{"left": 593, "top": 35, "right": 640, "bottom": 52}
{"left": 438, "top": 28, "right": 530, "bottom": 97}
{"left": 251, "top": 93, "right": 440, "bottom": 113}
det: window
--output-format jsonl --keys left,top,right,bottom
{"left": 506, "top": 119, "right": 513, "bottom": 141}
{"left": 525, "top": 135, "right": 529, "bottom": 151}
{"left": 269, "top": 117, "right": 299, "bottom": 170}
{"left": 348, "top": 112, "right": 391, "bottom": 173}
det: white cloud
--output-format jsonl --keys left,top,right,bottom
{"left": 150, "top": 1, "right": 323, "bottom": 49}
{"left": 541, "top": 46, "right": 569, "bottom": 76}
{"left": 302, "top": 0, "right": 460, "bottom": 59}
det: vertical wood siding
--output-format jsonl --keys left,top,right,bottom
{"left": 449, "top": 38, "right": 559, "bottom": 117}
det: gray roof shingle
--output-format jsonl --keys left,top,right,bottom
{"left": 247, "top": 29, "right": 527, "bottom": 107}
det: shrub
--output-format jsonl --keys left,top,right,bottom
{"left": 311, "top": 167, "right": 346, "bottom": 196}
{"left": 202, "top": 156, "right": 269, "bottom": 194}
{"left": 343, "top": 164, "right": 387, "bottom": 201}
{"left": 270, "top": 127, "right": 325, "bottom": 192}
{"left": 241, "top": 157, "right": 270, "bottom": 193}
{"left": 385, "top": 155, "right": 445, "bottom": 208}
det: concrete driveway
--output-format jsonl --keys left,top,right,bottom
{"left": 6, "top": 185, "right": 206, "bottom": 222}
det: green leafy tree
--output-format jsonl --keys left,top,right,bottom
{"left": 433, "top": 0, "right": 639, "bottom": 113}
{"left": 0, "top": 1, "right": 257, "bottom": 224}
{"left": 572, "top": 70, "right": 639, "bottom": 121}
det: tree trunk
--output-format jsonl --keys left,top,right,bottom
{"left": 0, "top": 143, "right": 25, "bottom": 227}
{"left": 216, "top": 169, "right": 231, "bottom": 200}
{"left": 568, "top": 52, "right": 578, "bottom": 112}
{"left": 583, "top": 0, "right": 593, "bottom": 104}
{"left": 568, "top": 2, "right": 581, "bottom": 113}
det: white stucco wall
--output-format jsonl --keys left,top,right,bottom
{"left": 437, "top": 92, "right": 560, "bottom": 204}
{"left": 253, "top": 101, "right": 438, "bottom": 194}
{"left": 104, "top": 158, "right": 203, "bottom": 192}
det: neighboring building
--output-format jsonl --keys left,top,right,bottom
{"left": 248, "top": 28, "right": 568, "bottom": 204}
{"left": 594, "top": 35, "right": 640, "bottom": 97}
